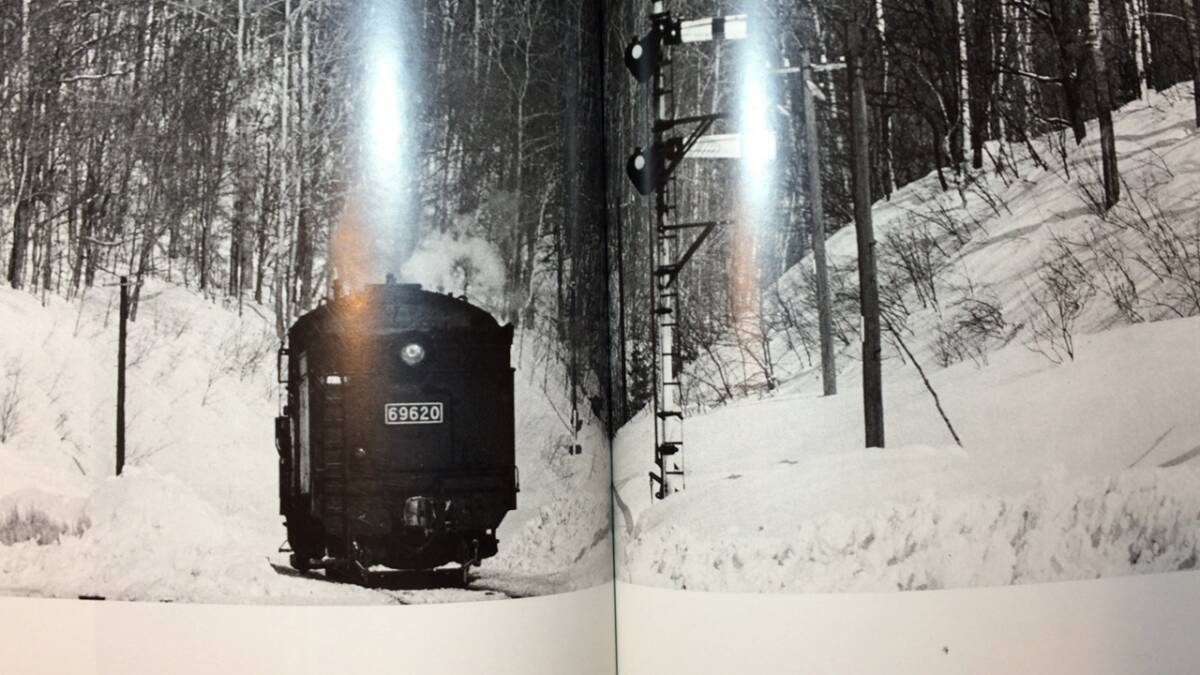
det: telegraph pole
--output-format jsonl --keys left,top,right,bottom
{"left": 117, "top": 276, "right": 128, "bottom": 475}
{"left": 800, "top": 49, "right": 839, "bottom": 397}
{"left": 847, "top": 13, "right": 885, "bottom": 447}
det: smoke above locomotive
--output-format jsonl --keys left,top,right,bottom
{"left": 275, "top": 276, "right": 518, "bottom": 582}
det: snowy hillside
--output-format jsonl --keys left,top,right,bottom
{"left": 0, "top": 281, "right": 610, "bottom": 602}
{"left": 615, "top": 86, "right": 1200, "bottom": 592}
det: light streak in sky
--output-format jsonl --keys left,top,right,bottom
{"left": 358, "top": 0, "right": 416, "bottom": 269}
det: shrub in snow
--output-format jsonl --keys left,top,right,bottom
{"left": 0, "top": 360, "right": 22, "bottom": 443}
{"left": 0, "top": 507, "right": 88, "bottom": 546}
{"left": 1076, "top": 176, "right": 1200, "bottom": 322}
{"left": 881, "top": 219, "right": 947, "bottom": 312}
{"left": 933, "top": 294, "right": 1013, "bottom": 368}
{"left": 1023, "top": 239, "right": 1095, "bottom": 363}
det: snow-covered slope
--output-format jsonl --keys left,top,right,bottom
{"left": 0, "top": 281, "right": 609, "bottom": 602}
{"left": 615, "top": 86, "right": 1200, "bottom": 592}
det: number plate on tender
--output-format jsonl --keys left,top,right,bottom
{"left": 384, "top": 402, "right": 444, "bottom": 425}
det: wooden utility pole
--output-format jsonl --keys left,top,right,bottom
{"left": 800, "top": 49, "right": 837, "bottom": 396}
{"left": 847, "top": 11, "right": 885, "bottom": 448}
{"left": 117, "top": 276, "right": 129, "bottom": 475}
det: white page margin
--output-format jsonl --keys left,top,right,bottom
{"left": 0, "top": 582, "right": 616, "bottom": 675}
{"left": 617, "top": 572, "right": 1200, "bottom": 674}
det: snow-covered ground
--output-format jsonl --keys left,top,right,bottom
{"left": 615, "top": 86, "right": 1200, "bottom": 592}
{"left": 0, "top": 281, "right": 610, "bottom": 603}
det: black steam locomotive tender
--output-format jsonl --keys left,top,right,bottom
{"left": 275, "top": 277, "right": 518, "bottom": 581}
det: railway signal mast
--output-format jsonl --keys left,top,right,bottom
{"left": 624, "top": 2, "right": 752, "bottom": 500}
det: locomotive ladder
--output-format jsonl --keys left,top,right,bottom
{"left": 320, "top": 381, "right": 350, "bottom": 557}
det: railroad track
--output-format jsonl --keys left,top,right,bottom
{"left": 268, "top": 560, "right": 514, "bottom": 604}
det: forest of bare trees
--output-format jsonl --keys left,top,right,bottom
{"left": 605, "top": 0, "right": 1199, "bottom": 426}
{"left": 0, "top": 0, "right": 609, "bottom": 414}
{"left": 3, "top": 0, "right": 1198, "bottom": 430}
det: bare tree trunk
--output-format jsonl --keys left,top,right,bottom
{"left": 8, "top": 0, "right": 33, "bottom": 290}
{"left": 956, "top": 0, "right": 971, "bottom": 170}
{"left": 473, "top": 0, "right": 482, "bottom": 82}
{"left": 256, "top": 152, "right": 273, "bottom": 305}
{"left": 1139, "top": 0, "right": 1154, "bottom": 94}
{"left": 229, "top": 0, "right": 248, "bottom": 299}
{"left": 1064, "top": 75, "right": 1088, "bottom": 144}
{"left": 512, "top": 20, "right": 534, "bottom": 323}
{"left": 1089, "top": 0, "right": 1120, "bottom": 208}
{"left": 1016, "top": 0, "right": 1038, "bottom": 135}
{"left": 294, "top": 8, "right": 314, "bottom": 312}
{"left": 995, "top": 0, "right": 1010, "bottom": 169}
{"left": 1188, "top": 0, "right": 1200, "bottom": 127}
{"left": 1126, "top": 0, "right": 1147, "bottom": 99}
{"left": 275, "top": 0, "right": 292, "bottom": 337}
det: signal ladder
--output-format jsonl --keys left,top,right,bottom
{"left": 628, "top": 1, "right": 746, "bottom": 500}
{"left": 650, "top": 170, "right": 685, "bottom": 500}
{"left": 648, "top": 24, "right": 685, "bottom": 501}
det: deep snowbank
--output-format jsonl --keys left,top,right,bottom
{"left": 624, "top": 463, "right": 1200, "bottom": 593}
{"left": 483, "top": 332, "right": 613, "bottom": 591}
{"left": 615, "top": 86, "right": 1200, "bottom": 592}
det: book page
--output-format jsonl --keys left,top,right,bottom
{"left": 0, "top": 1, "right": 614, "bottom": 671}
{"left": 603, "top": 0, "right": 1200, "bottom": 670}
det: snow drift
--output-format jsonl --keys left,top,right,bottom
{"left": 0, "top": 279, "right": 610, "bottom": 602}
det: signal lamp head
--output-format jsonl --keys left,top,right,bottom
{"left": 626, "top": 147, "right": 655, "bottom": 196}
{"left": 626, "top": 139, "right": 683, "bottom": 196}
{"left": 624, "top": 35, "right": 658, "bottom": 83}
{"left": 400, "top": 342, "right": 426, "bottom": 366}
